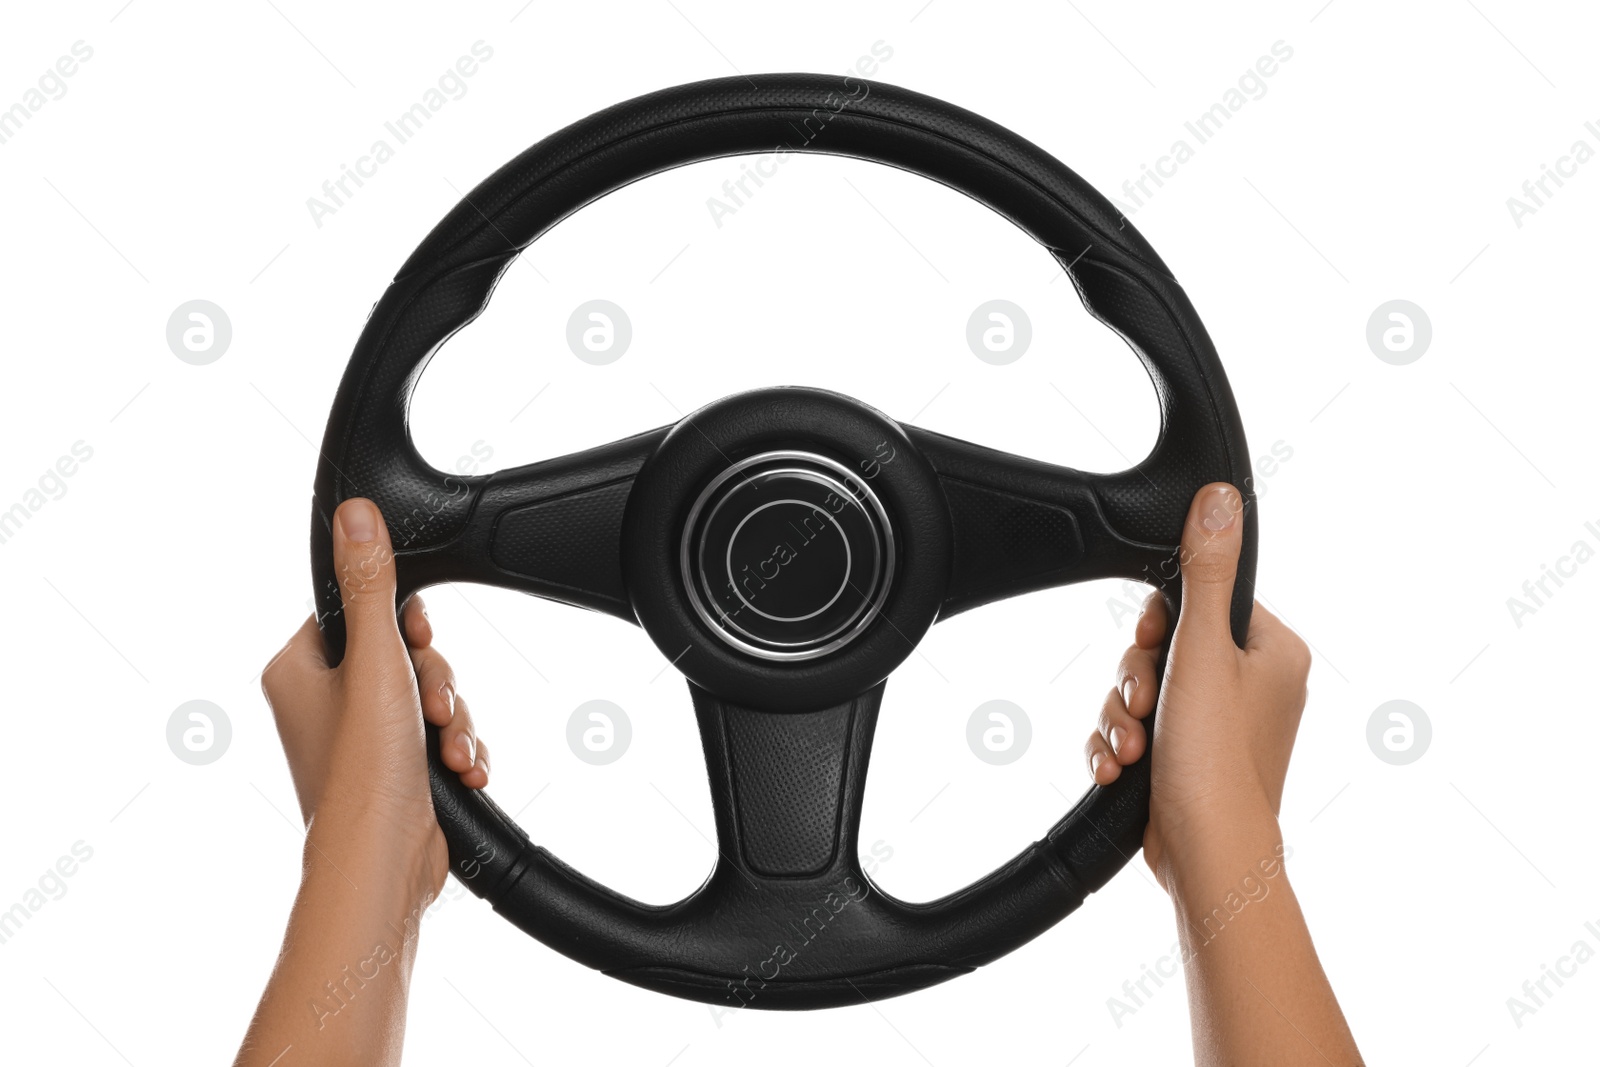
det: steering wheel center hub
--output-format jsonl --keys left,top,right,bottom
{"left": 682, "top": 451, "right": 894, "bottom": 661}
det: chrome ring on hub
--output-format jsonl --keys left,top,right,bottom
{"left": 679, "top": 450, "right": 896, "bottom": 662}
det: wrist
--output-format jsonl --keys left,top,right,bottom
{"left": 1153, "top": 804, "right": 1285, "bottom": 904}
{"left": 305, "top": 802, "right": 448, "bottom": 909}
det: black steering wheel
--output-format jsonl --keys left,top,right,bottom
{"left": 311, "top": 74, "right": 1256, "bottom": 1010}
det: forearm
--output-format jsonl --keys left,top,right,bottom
{"left": 235, "top": 814, "right": 439, "bottom": 1067}
{"left": 1163, "top": 816, "right": 1361, "bottom": 1067}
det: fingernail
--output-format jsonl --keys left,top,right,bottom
{"left": 439, "top": 683, "right": 456, "bottom": 718}
{"left": 456, "top": 732, "right": 475, "bottom": 764}
{"left": 1120, "top": 677, "right": 1137, "bottom": 710}
{"left": 1091, "top": 751, "right": 1105, "bottom": 777}
{"left": 340, "top": 499, "right": 379, "bottom": 543}
{"left": 1110, "top": 725, "right": 1126, "bottom": 756}
{"left": 1199, "top": 485, "right": 1240, "bottom": 533}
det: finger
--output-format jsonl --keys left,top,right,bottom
{"left": 409, "top": 641, "right": 457, "bottom": 728}
{"left": 1134, "top": 590, "right": 1169, "bottom": 651}
{"left": 439, "top": 693, "right": 478, "bottom": 774}
{"left": 1173, "top": 482, "right": 1246, "bottom": 653}
{"left": 402, "top": 594, "right": 434, "bottom": 650}
{"left": 1097, "top": 686, "right": 1146, "bottom": 765}
{"left": 459, "top": 739, "right": 490, "bottom": 790}
{"left": 1084, "top": 729, "right": 1120, "bottom": 786}
{"left": 332, "top": 498, "right": 404, "bottom": 669}
{"left": 1115, "top": 642, "right": 1162, "bottom": 721}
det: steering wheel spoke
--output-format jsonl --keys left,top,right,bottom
{"left": 387, "top": 427, "right": 670, "bottom": 623}
{"left": 690, "top": 681, "right": 880, "bottom": 881}
{"left": 904, "top": 425, "right": 1178, "bottom": 619}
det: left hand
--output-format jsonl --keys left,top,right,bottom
{"left": 260, "top": 497, "right": 490, "bottom": 894}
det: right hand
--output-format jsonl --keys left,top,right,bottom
{"left": 1083, "top": 482, "right": 1311, "bottom": 889}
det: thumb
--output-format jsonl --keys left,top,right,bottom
{"left": 331, "top": 497, "right": 404, "bottom": 667}
{"left": 1172, "top": 482, "right": 1245, "bottom": 651}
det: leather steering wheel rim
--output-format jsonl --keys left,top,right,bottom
{"left": 310, "top": 73, "right": 1257, "bottom": 1010}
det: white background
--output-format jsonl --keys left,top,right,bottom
{"left": 1, "top": 1, "right": 1596, "bottom": 1063}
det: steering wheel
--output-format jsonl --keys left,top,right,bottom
{"left": 311, "top": 73, "right": 1256, "bottom": 1010}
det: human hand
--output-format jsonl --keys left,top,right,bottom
{"left": 237, "top": 498, "right": 491, "bottom": 1065}
{"left": 260, "top": 497, "right": 490, "bottom": 896}
{"left": 1083, "top": 482, "right": 1310, "bottom": 891}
